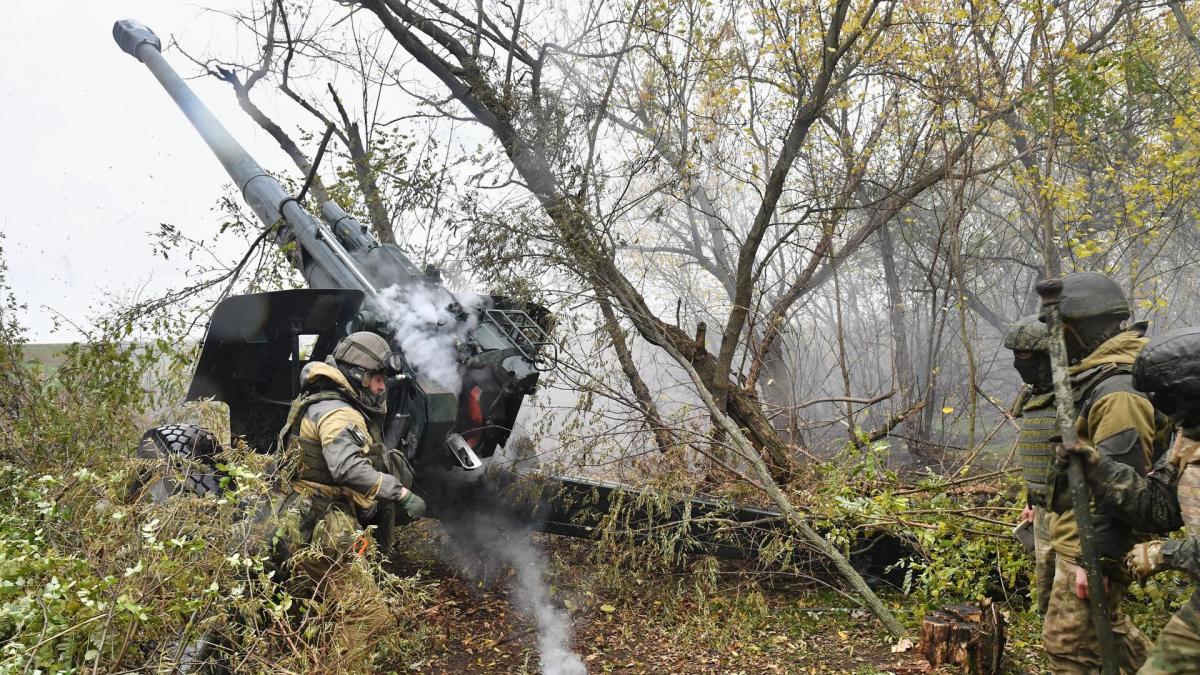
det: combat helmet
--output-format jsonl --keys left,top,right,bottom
{"left": 1051, "top": 271, "right": 1131, "bottom": 322}
{"left": 1132, "top": 325, "right": 1200, "bottom": 429}
{"left": 1003, "top": 314, "right": 1048, "bottom": 352}
{"left": 333, "top": 331, "right": 392, "bottom": 375}
{"left": 1006, "top": 314, "right": 1053, "bottom": 392}
{"left": 1042, "top": 272, "right": 1132, "bottom": 362}
{"left": 331, "top": 331, "right": 399, "bottom": 412}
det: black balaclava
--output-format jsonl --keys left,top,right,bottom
{"left": 1013, "top": 351, "right": 1053, "bottom": 394}
{"left": 1147, "top": 388, "right": 1200, "bottom": 437}
{"left": 1063, "top": 313, "right": 1126, "bottom": 364}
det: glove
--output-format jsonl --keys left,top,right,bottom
{"left": 397, "top": 489, "right": 427, "bottom": 521}
{"left": 1125, "top": 541, "right": 1165, "bottom": 581}
{"left": 1054, "top": 438, "right": 1100, "bottom": 469}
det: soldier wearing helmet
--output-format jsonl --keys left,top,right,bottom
{"left": 1039, "top": 272, "right": 1169, "bottom": 673}
{"left": 1004, "top": 315, "right": 1056, "bottom": 615}
{"left": 273, "top": 331, "right": 426, "bottom": 588}
{"left": 1058, "top": 325, "right": 1200, "bottom": 673}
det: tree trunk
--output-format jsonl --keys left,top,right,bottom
{"left": 757, "top": 339, "right": 806, "bottom": 449}
{"left": 878, "top": 222, "right": 922, "bottom": 454}
{"left": 597, "top": 294, "right": 676, "bottom": 454}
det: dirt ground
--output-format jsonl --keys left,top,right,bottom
{"left": 382, "top": 526, "right": 1045, "bottom": 674}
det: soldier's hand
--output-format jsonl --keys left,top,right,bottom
{"left": 1125, "top": 541, "right": 1165, "bottom": 581}
{"left": 1020, "top": 506, "right": 1035, "bottom": 523}
{"left": 1073, "top": 564, "right": 1110, "bottom": 600}
{"left": 1054, "top": 438, "right": 1100, "bottom": 469}
{"left": 397, "top": 489, "right": 427, "bottom": 520}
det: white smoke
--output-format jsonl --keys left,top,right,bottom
{"left": 372, "top": 283, "right": 486, "bottom": 393}
{"left": 505, "top": 536, "right": 587, "bottom": 675}
{"left": 443, "top": 512, "right": 587, "bottom": 675}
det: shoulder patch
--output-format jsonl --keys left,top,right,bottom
{"left": 347, "top": 425, "right": 367, "bottom": 446}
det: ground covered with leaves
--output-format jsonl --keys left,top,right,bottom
{"left": 367, "top": 519, "right": 1079, "bottom": 675}
{"left": 381, "top": 526, "right": 967, "bottom": 674}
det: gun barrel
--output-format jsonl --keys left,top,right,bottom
{"left": 112, "top": 19, "right": 375, "bottom": 296}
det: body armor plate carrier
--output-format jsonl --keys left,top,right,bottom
{"left": 1176, "top": 440, "right": 1200, "bottom": 533}
{"left": 1019, "top": 392, "right": 1057, "bottom": 507}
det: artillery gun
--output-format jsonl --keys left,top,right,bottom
{"left": 112, "top": 19, "right": 907, "bottom": 575}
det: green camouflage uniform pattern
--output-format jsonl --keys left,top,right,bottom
{"left": 271, "top": 487, "right": 364, "bottom": 589}
{"left": 1043, "top": 555, "right": 1152, "bottom": 673}
{"left": 1085, "top": 436, "right": 1200, "bottom": 674}
{"left": 1033, "top": 506, "right": 1056, "bottom": 616}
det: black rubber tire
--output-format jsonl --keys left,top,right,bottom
{"left": 135, "top": 423, "right": 226, "bottom": 500}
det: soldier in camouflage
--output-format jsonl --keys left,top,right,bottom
{"left": 1061, "top": 325, "right": 1200, "bottom": 673}
{"left": 272, "top": 331, "right": 427, "bottom": 588}
{"left": 1041, "top": 272, "right": 1169, "bottom": 673}
{"left": 1005, "top": 315, "right": 1058, "bottom": 615}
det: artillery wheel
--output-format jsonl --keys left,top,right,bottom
{"left": 130, "top": 423, "right": 226, "bottom": 502}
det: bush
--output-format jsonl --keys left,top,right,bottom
{"left": 0, "top": 250, "right": 430, "bottom": 673}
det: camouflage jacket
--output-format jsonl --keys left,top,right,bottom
{"left": 1087, "top": 435, "right": 1200, "bottom": 580}
{"left": 279, "top": 359, "right": 406, "bottom": 504}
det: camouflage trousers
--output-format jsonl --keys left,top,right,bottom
{"left": 1138, "top": 591, "right": 1200, "bottom": 674}
{"left": 275, "top": 493, "right": 367, "bottom": 583}
{"left": 1043, "top": 556, "right": 1153, "bottom": 673}
{"left": 273, "top": 490, "right": 393, "bottom": 666}
{"left": 1034, "top": 507, "right": 1056, "bottom": 616}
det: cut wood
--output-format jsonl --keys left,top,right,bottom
{"left": 917, "top": 601, "right": 1005, "bottom": 674}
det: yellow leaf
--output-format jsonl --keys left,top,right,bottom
{"left": 941, "top": 406, "right": 954, "bottom": 414}
{"left": 600, "top": 603, "right": 616, "bottom": 613}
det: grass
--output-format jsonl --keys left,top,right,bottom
{"left": 21, "top": 342, "right": 72, "bottom": 370}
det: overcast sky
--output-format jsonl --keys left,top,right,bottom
{"left": 1, "top": 2, "right": 303, "bottom": 342}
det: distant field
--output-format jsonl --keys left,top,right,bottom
{"left": 22, "top": 343, "right": 73, "bottom": 370}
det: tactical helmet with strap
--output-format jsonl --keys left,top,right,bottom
{"left": 334, "top": 331, "right": 393, "bottom": 378}
{"left": 1042, "top": 272, "right": 1132, "bottom": 362}
{"left": 332, "top": 331, "right": 396, "bottom": 412}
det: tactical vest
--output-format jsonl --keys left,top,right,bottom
{"left": 1175, "top": 439, "right": 1200, "bottom": 533}
{"left": 276, "top": 387, "right": 405, "bottom": 553}
{"left": 277, "top": 389, "right": 386, "bottom": 488}
{"left": 1072, "top": 362, "right": 1134, "bottom": 412}
{"left": 1045, "top": 362, "right": 1135, "bottom": 514}
{"left": 1019, "top": 392, "right": 1057, "bottom": 507}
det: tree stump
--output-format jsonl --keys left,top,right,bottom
{"left": 917, "top": 601, "right": 1005, "bottom": 674}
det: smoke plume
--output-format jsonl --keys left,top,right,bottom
{"left": 372, "top": 283, "right": 486, "bottom": 393}
{"left": 442, "top": 511, "right": 587, "bottom": 675}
